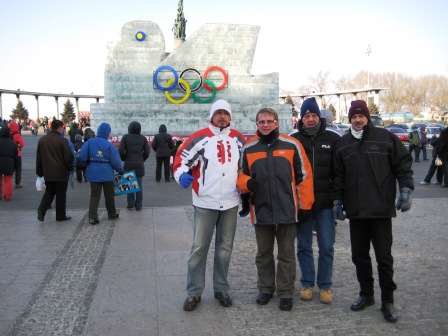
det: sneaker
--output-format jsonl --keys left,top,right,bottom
{"left": 89, "top": 218, "right": 100, "bottom": 225}
{"left": 433, "top": 181, "right": 442, "bottom": 185}
{"left": 279, "top": 298, "right": 293, "bottom": 311}
{"left": 183, "top": 295, "right": 201, "bottom": 311}
{"left": 214, "top": 292, "right": 233, "bottom": 307}
{"left": 319, "top": 289, "right": 333, "bottom": 304}
{"left": 419, "top": 181, "right": 429, "bottom": 185}
{"left": 300, "top": 287, "right": 313, "bottom": 301}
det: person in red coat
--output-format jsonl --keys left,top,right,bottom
{"left": 9, "top": 121, "right": 25, "bottom": 189}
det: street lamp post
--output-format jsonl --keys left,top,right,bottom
{"left": 366, "top": 44, "right": 372, "bottom": 88}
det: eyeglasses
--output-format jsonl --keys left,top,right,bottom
{"left": 256, "top": 120, "right": 277, "bottom": 125}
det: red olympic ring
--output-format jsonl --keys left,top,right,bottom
{"left": 203, "top": 66, "right": 228, "bottom": 92}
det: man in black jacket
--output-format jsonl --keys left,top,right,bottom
{"left": 118, "top": 121, "right": 150, "bottom": 210}
{"left": 332, "top": 100, "right": 414, "bottom": 323}
{"left": 36, "top": 120, "right": 74, "bottom": 222}
{"left": 435, "top": 126, "right": 448, "bottom": 187}
{"left": 291, "top": 98, "right": 341, "bottom": 305}
{"left": 152, "top": 124, "right": 174, "bottom": 182}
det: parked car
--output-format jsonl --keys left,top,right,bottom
{"left": 385, "top": 123, "right": 411, "bottom": 132}
{"left": 410, "top": 122, "right": 428, "bottom": 130}
{"left": 427, "top": 123, "right": 445, "bottom": 129}
{"left": 336, "top": 124, "right": 350, "bottom": 134}
{"left": 387, "top": 127, "right": 409, "bottom": 143}
{"left": 426, "top": 126, "right": 441, "bottom": 140}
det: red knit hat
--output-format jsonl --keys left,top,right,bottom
{"left": 348, "top": 100, "right": 370, "bottom": 121}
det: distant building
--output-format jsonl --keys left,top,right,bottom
{"left": 380, "top": 112, "right": 414, "bottom": 123}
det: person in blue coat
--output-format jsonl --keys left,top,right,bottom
{"left": 79, "top": 123, "right": 123, "bottom": 225}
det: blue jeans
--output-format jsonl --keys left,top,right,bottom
{"left": 187, "top": 205, "right": 238, "bottom": 296}
{"left": 127, "top": 176, "right": 143, "bottom": 209}
{"left": 296, "top": 208, "right": 335, "bottom": 290}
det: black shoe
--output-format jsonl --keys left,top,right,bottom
{"left": 279, "top": 298, "right": 293, "bottom": 311}
{"left": 89, "top": 218, "right": 100, "bottom": 225}
{"left": 256, "top": 293, "right": 273, "bottom": 305}
{"left": 135, "top": 207, "right": 142, "bottom": 211}
{"left": 381, "top": 303, "right": 397, "bottom": 323}
{"left": 108, "top": 214, "right": 119, "bottom": 219}
{"left": 56, "top": 216, "right": 71, "bottom": 221}
{"left": 351, "top": 296, "right": 375, "bottom": 311}
{"left": 37, "top": 210, "right": 45, "bottom": 222}
{"left": 183, "top": 295, "right": 201, "bottom": 311}
{"left": 127, "top": 204, "right": 134, "bottom": 209}
{"left": 214, "top": 292, "right": 233, "bottom": 307}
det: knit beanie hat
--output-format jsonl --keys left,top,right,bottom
{"left": 209, "top": 99, "right": 232, "bottom": 120}
{"left": 300, "top": 97, "right": 321, "bottom": 118}
{"left": 348, "top": 100, "right": 370, "bottom": 121}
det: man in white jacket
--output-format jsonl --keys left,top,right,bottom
{"left": 173, "top": 100, "right": 246, "bottom": 311}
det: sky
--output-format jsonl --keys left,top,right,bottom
{"left": 1, "top": 0, "right": 447, "bottom": 120}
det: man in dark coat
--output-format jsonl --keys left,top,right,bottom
{"left": 68, "top": 122, "right": 84, "bottom": 144}
{"left": 291, "top": 97, "right": 341, "bottom": 304}
{"left": 36, "top": 119, "right": 74, "bottom": 222}
{"left": 118, "top": 121, "right": 150, "bottom": 210}
{"left": 435, "top": 126, "right": 448, "bottom": 187}
{"left": 332, "top": 100, "right": 414, "bottom": 323}
{"left": 0, "top": 126, "right": 18, "bottom": 201}
{"left": 152, "top": 124, "right": 174, "bottom": 182}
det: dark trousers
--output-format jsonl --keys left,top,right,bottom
{"left": 155, "top": 156, "right": 171, "bottom": 182}
{"left": 423, "top": 156, "right": 443, "bottom": 183}
{"left": 76, "top": 167, "right": 87, "bottom": 182}
{"left": 408, "top": 144, "right": 421, "bottom": 161}
{"left": 89, "top": 181, "right": 116, "bottom": 220}
{"left": 349, "top": 218, "right": 397, "bottom": 303}
{"left": 14, "top": 157, "right": 22, "bottom": 185}
{"left": 254, "top": 224, "right": 297, "bottom": 298}
{"left": 38, "top": 180, "right": 68, "bottom": 220}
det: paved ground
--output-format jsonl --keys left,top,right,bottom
{"left": 0, "top": 132, "right": 447, "bottom": 335}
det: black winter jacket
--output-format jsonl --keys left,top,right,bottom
{"left": 332, "top": 122, "right": 414, "bottom": 219}
{"left": 152, "top": 124, "right": 174, "bottom": 157}
{"left": 36, "top": 130, "right": 74, "bottom": 181}
{"left": 118, "top": 121, "right": 150, "bottom": 177}
{"left": 0, "top": 126, "right": 18, "bottom": 175}
{"left": 291, "top": 119, "right": 341, "bottom": 209}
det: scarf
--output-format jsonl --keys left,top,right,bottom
{"left": 302, "top": 121, "right": 321, "bottom": 138}
{"left": 350, "top": 127, "right": 364, "bottom": 139}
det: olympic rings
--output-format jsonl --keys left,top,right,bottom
{"left": 179, "top": 68, "right": 202, "bottom": 93}
{"left": 191, "top": 79, "right": 216, "bottom": 104}
{"left": 153, "top": 65, "right": 227, "bottom": 104}
{"left": 164, "top": 78, "right": 190, "bottom": 104}
{"left": 203, "top": 66, "right": 228, "bottom": 91}
{"left": 153, "top": 66, "right": 178, "bottom": 91}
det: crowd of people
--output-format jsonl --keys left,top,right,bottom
{"left": 1, "top": 100, "right": 447, "bottom": 324}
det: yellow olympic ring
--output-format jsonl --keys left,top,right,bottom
{"left": 164, "top": 78, "right": 190, "bottom": 104}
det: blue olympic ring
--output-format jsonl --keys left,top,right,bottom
{"left": 153, "top": 66, "right": 178, "bottom": 91}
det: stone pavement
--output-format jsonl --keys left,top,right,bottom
{"left": 1, "top": 198, "right": 447, "bottom": 335}
{"left": 0, "top": 132, "right": 447, "bottom": 335}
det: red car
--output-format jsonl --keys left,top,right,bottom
{"left": 387, "top": 127, "right": 409, "bottom": 143}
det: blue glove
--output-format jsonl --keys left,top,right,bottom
{"left": 396, "top": 187, "right": 412, "bottom": 212}
{"left": 179, "top": 172, "right": 194, "bottom": 188}
{"left": 333, "top": 200, "right": 346, "bottom": 220}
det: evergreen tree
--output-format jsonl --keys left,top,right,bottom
{"left": 328, "top": 104, "right": 337, "bottom": 120}
{"left": 61, "top": 98, "right": 76, "bottom": 124}
{"left": 10, "top": 100, "right": 29, "bottom": 123}
{"left": 368, "top": 103, "right": 379, "bottom": 115}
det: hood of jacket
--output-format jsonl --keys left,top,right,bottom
{"left": 158, "top": 124, "right": 167, "bottom": 133}
{"left": 97, "top": 123, "right": 111, "bottom": 139}
{"left": 128, "top": 121, "right": 142, "bottom": 134}
{"left": 9, "top": 121, "right": 19, "bottom": 134}
{"left": 0, "top": 125, "right": 11, "bottom": 138}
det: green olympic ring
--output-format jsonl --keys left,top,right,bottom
{"left": 191, "top": 79, "right": 216, "bottom": 104}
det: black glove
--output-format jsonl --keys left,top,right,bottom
{"left": 332, "top": 200, "right": 346, "bottom": 220}
{"left": 247, "top": 178, "right": 258, "bottom": 192}
{"left": 239, "top": 193, "right": 250, "bottom": 217}
{"left": 297, "top": 209, "right": 312, "bottom": 223}
{"left": 396, "top": 187, "right": 412, "bottom": 212}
